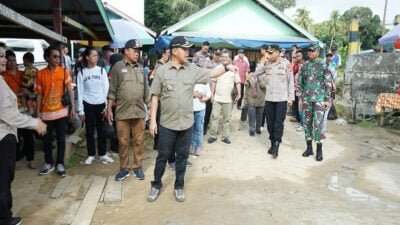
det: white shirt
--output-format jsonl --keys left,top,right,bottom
{"left": 77, "top": 66, "right": 109, "bottom": 115}
{"left": 193, "top": 84, "right": 211, "bottom": 111}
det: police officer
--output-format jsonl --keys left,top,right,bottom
{"left": 298, "top": 43, "right": 333, "bottom": 161}
{"left": 264, "top": 45, "right": 294, "bottom": 158}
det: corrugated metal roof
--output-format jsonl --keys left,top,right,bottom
{"left": 161, "top": 0, "right": 319, "bottom": 43}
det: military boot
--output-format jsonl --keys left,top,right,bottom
{"left": 267, "top": 140, "right": 274, "bottom": 155}
{"left": 271, "top": 141, "right": 280, "bottom": 159}
{"left": 316, "top": 143, "right": 323, "bottom": 161}
{"left": 302, "top": 140, "right": 313, "bottom": 157}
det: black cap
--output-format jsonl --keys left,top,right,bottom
{"left": 238, "top": 49, "right": 245, "bottom": 53}
{"left": 102, "top": 45, "right": 112, "bottom": 51}
{"left": 260, "top": 44, "right": 269, "bottom": 50}
{"left": 331, "top": 45, "right": 337, "bottom": 51}
{"left": 169, "top": 36, "right": 193, "bottom": 49}
{"left": 124, "top": 39, "right": 142, "bottom": 49}
{"left": 203, "top": 41, "right": 210, "bottom": 46}
{"left": 308, "top": 43, "right": 321, "bottom": 51}
{"left": 267, "top": 44, "right": 280, "bottom": 53}
{"left": 213, "top": 49, "right": 221, "bottom": 55}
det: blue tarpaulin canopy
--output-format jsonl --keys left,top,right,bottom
{"left": 110, "top": 19, "right": 154, "bottom": 48}
{"left": 152, "top": 35, "right": 315, "bottom": 53}
{"left": 379, "top": 25, "right": 400, "bottom": 45}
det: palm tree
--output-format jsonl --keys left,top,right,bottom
{"left": 294, "top": 8, "right": 313, "bottom": 32}
{"left": 328, "top": 10, "right": 341, "bottom": 49}
{"left": 171, "top": 0, "right": 219, "bottom": 20}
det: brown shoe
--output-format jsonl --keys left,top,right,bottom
{"left": 289, "top": 117, "right": 298, "bottom": 122}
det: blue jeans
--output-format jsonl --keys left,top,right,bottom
{"left": 191, "top": 110, "right": 205, "bottom": 149}
{"left": 151, "top": 125, "right": 193, "bottom": 190}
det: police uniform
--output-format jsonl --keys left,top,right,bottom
{"left": 264, "top": 45, "right": 294, "bottom": 158}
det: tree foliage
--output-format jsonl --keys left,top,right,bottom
{"left": 267, "top": 0, "right": 296, "bottom": 12}
{"left": 144, "top": 0, "right": 179, "bottom": 33}
{"left": 294, "top": 8, "right": 313, "bottom": 32}
{"left": 341, "top": 7, "right": 383, "bottom": 50}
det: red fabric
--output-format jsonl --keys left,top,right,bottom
{"left": 394, "top": 39, "right": 400, "bottom": 50}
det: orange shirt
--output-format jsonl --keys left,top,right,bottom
{"left": 35, "top": 66, "right": 71, "bottom": 121}
{"left": 3, "top": 70, "right": 23, "bottom": 94}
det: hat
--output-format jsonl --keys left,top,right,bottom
{"left": 267, "top": 44, "right": 280, "bottom": 53}
{"left": 260, "top": 44, "right": 269, "bottom": 50}
{"left": 308, "top": 43, "right": 321, "bottom": 51}
{"left": 238, "top": 49, "right": 245, "bottom": 53}
{"left": 124, "top": 39, "right": 142, "bottom": 49}
{"left": 169, "top": 36, "right": 193, "bottom": 49}
{"left": 213, "top": 49, "right": 221, "bottom": 55}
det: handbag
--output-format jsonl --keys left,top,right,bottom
{"left": 328, "top": 104, "right": 338, "bottom": 120}
{"left": 61, "top": 69, "right": 70, "bottom": 106}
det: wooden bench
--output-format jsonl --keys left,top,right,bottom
{"left": 375, "top": 93, "right": 400, "bottom": 126}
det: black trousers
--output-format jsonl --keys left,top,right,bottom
{"left": 293, "top": 95, "right": 301, "bottom": 121}
{"left": 151, "top": 125, "right": 192, "bottom": 190}
{"left": 17, "top": 129, "right": 34, "bottom": 161}
{"left": 43, "top": 117, "right": 66, "bottom": 165}
{"left": 153, "top": 103, "right": 175, "bottom": 163}
{"left": 83, "top": 101, "right": 106, "bottom": 157}
{"left": 265, "top": 101, "right": 287, "bottom": 143}
{"left": 237, "top": 83, "right": 245, "bottom": 108}
{"left": 0, "top": 134, "right": 17, "bottom": 225}
{"left": 203, "top": 99, "right": 212, "bottom": 135}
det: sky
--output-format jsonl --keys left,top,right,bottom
{"left": 285, "top": 0, "right": 399, "bottom": 28}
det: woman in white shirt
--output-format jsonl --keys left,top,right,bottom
{"left": 77, "top": 47, "right": 113, "bottom": 164}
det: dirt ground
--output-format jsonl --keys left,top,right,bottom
{"left": 11, "top": 109, "right": 400, "bottom": 225}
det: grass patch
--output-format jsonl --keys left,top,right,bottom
{"left": 65, "top": 153, "right": 80, "bottom": 169}
{"left": 356, "top": 120, "right": 376, "bottom": 128}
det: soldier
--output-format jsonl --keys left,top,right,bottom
{"left": 298, "top": 43, "right": 332, "bottom": 161}
{"left": 264, "top": 45, "right": 294, "bottom": 158}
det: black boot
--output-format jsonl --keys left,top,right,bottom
{"left": 267, "top": 140, "right": 274, "bottom": 154}
{"left": 316, "top": 143, "right": 323, "bottom": 161}
{"left": 271, "top": 141, "right": 280, "bottom": 158}
{"left": 302, "top": 140, "right": 313, "bottom": 157}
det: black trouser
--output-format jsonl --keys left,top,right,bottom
{"left": 261, "top": 103, "right": 267, "bottom": 127}
{"left": 83, "top": 101, "right": 106, "bottom": 157}
{"left": 43, "top": 117, "right": 66, "bottom": 165}
{"left": 151, "top": 125, "right": 192, "bottom": 190}
{"left": 0, "top": 134, "right": 17, "bottom": 225}
{"left": 265, "top": 101, "right": 287, "bottom": 143}
{"left": 203, "top": 99, "right": 212, "bottom": 135}
{"left": 17, "top": 129, "right": 34, "bottom": 161}
{"left": 293, "top": 95, "right": 300, "bottom": 121}
{"left": 153, "top": 102, "right": 161, "bottom": 150}
{"left": 237, "top": 83, "right": 245, "bottom": 108}
{"left": 110, "top": 107, "right": 118, "bottom": 153}
{"left": 153, "top": 102, "right": 175, "bottom": 163}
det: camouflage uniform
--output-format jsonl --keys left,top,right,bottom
{"left": 298, "top": 58, "right": 332, "bottom": 143}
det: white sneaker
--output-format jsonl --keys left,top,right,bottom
{"left": 100, "top": 155, "right": 114, "bottom": 164}
{"left": 296, "top": 126, "right": 304, "bottom": 132}
{"left": 85, "top": 156, "right": 95, "bottom": 165}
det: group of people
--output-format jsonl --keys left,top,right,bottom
{"left": 0, "top": 36, "right": 337, "bottom": 224}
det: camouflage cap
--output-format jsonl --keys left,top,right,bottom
{"left": 308, "top": 43, "right": 321, "bottom": 51}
